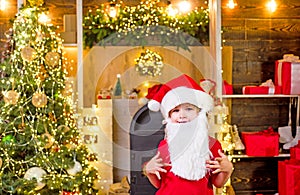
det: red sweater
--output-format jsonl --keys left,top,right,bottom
{"left": 155, "top": 137, "right": 222, "bottom": 195}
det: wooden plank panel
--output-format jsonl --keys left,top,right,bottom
{"left": 246, "top": 19, "right": 300, "bottom": 39}
{"left": 222, "top": 18, "right": 300, "bottom": 40}
{"left": 232, "top": 156, "right": 289, "bottom": 194}
{"left": 221, "top": 0, "right": 300, "bottom": 19}
{"left": 230, "top": 98, "right": 290, "bottom": 131}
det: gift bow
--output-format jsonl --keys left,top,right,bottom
{"left": 260, "top": 79, "right": 275, "bottom": 88}
{"left": 257, "top": 126, "right": 278, "bottom": 136}
{"left": 285, "top": 159, "right": 300, "bottom": 165}
{"left": 282, "top": 54, "right": 300, "bottom": 62}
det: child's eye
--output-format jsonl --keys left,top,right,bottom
{"left": 186, "top": 107, "right": 194, "bottom": 111}
{"left": 171, "top": 109, "right": 179, "bottom": 113}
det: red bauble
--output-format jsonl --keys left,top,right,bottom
{"left": 62, "top": 191, "right": 79, "bottom": 195}
{"left": 97, "top": 95, "right": 102, "bottom": 99}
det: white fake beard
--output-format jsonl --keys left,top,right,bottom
{"left": 166, "top": 110, "right": 210, "bottom": 180}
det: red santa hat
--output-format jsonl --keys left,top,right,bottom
{"left": 147, "top": 74, "right": 214, "bottom": 118}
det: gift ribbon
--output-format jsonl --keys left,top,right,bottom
{"left": 277, "top": 61, "right": 283, "bottom": 86}
{"left": 268, "top": 87, "right": 275, "bottom": 94}
{"left": 290, "top": 62, "right": 300, "bottom": 94}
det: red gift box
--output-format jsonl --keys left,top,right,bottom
{"left": 242, "top": 86, "right": 281, "bottom": 95}
{"left": 275, "top": 60, "right": 300, "bottom": 94}
{"left": 241, "top": 127, "right": 279, "bottom": 156}
{"left": 290, "top": 141, "right": 300, "bottom": 160}
{"left": 278, "top": 159, "right": 300, "bottom": 195}
{"left": 222, "top": 80, "right": 233, "bottom": 95}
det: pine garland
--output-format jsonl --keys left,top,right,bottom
{"left": 83, "top": 0, "right": 209, "bottom": 50}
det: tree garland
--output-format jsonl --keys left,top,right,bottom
{"left": 83, "top": 0, "right": 209, "bottom": 50}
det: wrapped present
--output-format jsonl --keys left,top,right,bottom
{"left": 275, "top": 59, "right": 300, "bottom": 95}
{"left": 242, "top": 79, "right": 281, "bottom": 94}
{"left": 290, "top": 141, "right": 300, "bottom": 160}
{"left": 222, "top": 80, "right": 233, "bottom": 95}
{"left": 241, "top": 127, "right": 279, "bottom": 156}
{"left": 242, "top": 86, "right": 281, "bottom": 94}
{"left": 278, "top": 159, "right": 300, "bottom": 195}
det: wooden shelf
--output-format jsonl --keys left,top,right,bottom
{"left": 231, "top": 153, "right": 290, "bottom": 159}
{"left": 222, "top": 94, "right": 299, "bottom": 98}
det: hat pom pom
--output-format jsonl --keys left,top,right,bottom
{"left": 148, "top": 100, "right": 160, "bottom": 112}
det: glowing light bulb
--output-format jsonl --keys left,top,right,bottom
{"left": 0, "top": 0, "right": 6, "bottom": 11}
{"left": 227, "top": 0, "right": 237, "bottom": 9}
{"left": 177, "top": 0, "right": 191, "bottom": 14}
{"left": 108, "top": 4, "right": 117, "bottom": 18}
{"left": 266, "top": 0, "right": 277, "bottom": 12}
{"left": 38, "top": 12, "right": 50, "bottom": 23}
{"left": 166, "top": 4, "right": 178, "bottom": 17}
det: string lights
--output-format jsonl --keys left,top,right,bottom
{"left": 83, "top": 0, "right": 209, "bottom": 49}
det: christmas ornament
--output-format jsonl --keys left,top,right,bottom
{"left": 57, "top": 125, "right": 70, "bottom": 132}
{"left": 61, "top": 191, "right": 79, "bottom": 195}
{"left": 66, "top": 160, "right": 82, "bottom": 176}
{"left": 199, "top": 79, "right": 216, "bottom": 96}
{"left": 36, "top": 31, "right": 43, "bottom": 42}
{"left": 135, "top": 49, "right": 164, "bottom": 77}
{"left": 2, "top": 135, "right": 16, "bottom": 144}
{"left": 63, "top": 80, "right": 74, "bottom": 97}
{"left": 19, "top": 108, "right": 25, "bottom": 129}
{"left": 113, "top": 74, "right": 122, "bottom": 98}
{"left": 36, "top": 65, "right": 48, "bottom": 81}
{"left": 48, "top": 112, "right": 57, "bottom": 122}
{"left": 24, "top": 167, "right": 47, "bottom": 190}
{"left": 65, "top": 143, "right": 76, "bottom": 149}
{"left": 32, "top": 92, "right": 47, "bottom": 108}
{"left": 3, "top": 90, "right": 19, "bottom": 105}
{"left": 232, "top": 125, "right": 245, "bottom": 151}
{"left": 45, "top": 52, "right": 60, "bottom": 67}
{"left": 51, "top": 144, "right": 60, "bottom": 152}
{"left": 21, "top": 46, "right": 36, "bottom": 62}
{"left": 42, "top": 132, "right": 55, "bottom": 149}
{"left": 138, "top": 97, "right": 148, "bottom": 105}
{"left": 0, "top": 157, "right": 2, "bottom": 168}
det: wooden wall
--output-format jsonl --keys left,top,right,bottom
{"left": 221, "top": 0, "right": 300, "bottom": 132}
{"left": 1, "top": 0, "right": 299, "bottom": 131}
{"left": 221, "top": 0, "right": 300, "bottom": 92}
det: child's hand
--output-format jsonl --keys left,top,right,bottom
{"left": 144, "top": 151, "right": 171, "bottom": 180}
{"left": 206, "top": 149, "right": 233, "bottom": 174}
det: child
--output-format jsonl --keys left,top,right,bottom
{"left": 143, "top": 74, "right": 233, "bottom": 195}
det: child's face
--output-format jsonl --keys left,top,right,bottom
{"left": 169, "top": 103, "right": 200, "bottom": 123}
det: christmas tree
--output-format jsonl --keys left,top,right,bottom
{"left": 113, "top": 74, "right": 122, "bottom": 98}
{"left": 0, "top": 1, "right": 99, "bottom": 194}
